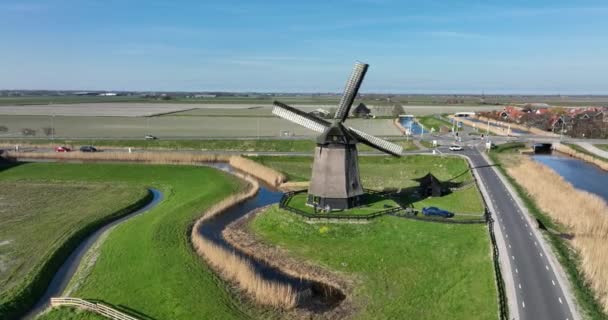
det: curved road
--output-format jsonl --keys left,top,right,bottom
{"left": 23, "top": 188, "right": 163, "bottom": 319}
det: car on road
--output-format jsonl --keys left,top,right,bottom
{"left": 449, "top": 145, "right": 463, "bottom": 151}
{"left": 55, "top": 146, "right": 71, "bottom": 152}
{"left": 144, "top": 135, "right": 157, "bottom": 140}
{"left": 79, "top": 145, "right": 97, "bottom": 152}
{"left": 422, "top": 206, "right": 454, "bottom": 218}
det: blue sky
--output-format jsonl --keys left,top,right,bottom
{"left": 1, "top": 0, "right": 607, "bottom": 94}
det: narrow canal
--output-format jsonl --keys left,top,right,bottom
{"left": 533, "top": 154, "right": 608, "bottom": 201}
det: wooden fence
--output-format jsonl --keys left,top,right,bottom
{"left": 50, "top": 297, "right": 139, "bottom": 320}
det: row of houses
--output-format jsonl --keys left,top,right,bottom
{"left": 483, "top": 105, "right": 608, "bottom": 138}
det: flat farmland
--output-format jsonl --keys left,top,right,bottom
{"left": 168, "top": 104, "right": 502, "bottom": 117}
{"left": 0, "top": 115, "right": 401, "bottom": 138}
{"left": 0, "top": 103, "right": 198, "bottom": 117}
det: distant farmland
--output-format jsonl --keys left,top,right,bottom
{"left": 0, "top": 114, "right": 401, "bottom": 138}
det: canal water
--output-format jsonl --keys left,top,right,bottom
{"left": 533, "top": 154, "right": 608, "bottom": 201}
{"left": 398, "top": 116, "right": 427, "bottom": 135}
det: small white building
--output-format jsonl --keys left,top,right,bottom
{"left": 454, "top": 112, "right": 475, "bottom": 117}
{"left": 98, "top": 92, "right": 118, "bottom": 96}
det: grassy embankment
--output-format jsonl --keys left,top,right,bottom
{"left": 415, "top": 115, "right": 452, "bottom": 132}
{"left": 1, "top": 162, "right": 271, "bottom": 320}
{"left": 251, "top": 155, "right": 484, "bottom": 215}
{"left": 596, "top": 144, "right": 608, "bottom": 152}
{"left": 490, "top": 143, "right": 608, "bottom": 319}
{"left": 0, "top": 177, "right": 149, "bottom": 319}
{"left": 560, "top": 143, "right": 608, "bottom": 169}
{"left": 0, "top": 138, "right": 418, "bottom": 153}
{"left": 249, "top": 205, "right": 496, "bottom": 319}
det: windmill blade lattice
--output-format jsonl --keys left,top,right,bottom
{"left": 272, "top": 101, "right": 330, "bottom": 133}
{"left": 334, "top": 62, "right": 369, "bottom": 122}
{"left": 348, "top": 127, "right": 403, "bottom": 156}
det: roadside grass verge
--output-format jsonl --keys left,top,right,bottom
{"left": 596, "top": 144, "right": 608, "bottom": 152}
{"left": 0, "top": 181, "right": 149, "bottom": 319}
{"left": 1, "top": 162, "right": 269, "bottom": 320}
{"left": 0, "top": 138, "right": 418, "bottom": 153}
{"left": 249, "top": 206, "right": 498, "bottom": 319}
{"left": 489, "top": 144, "right": 608, "bottom": 319}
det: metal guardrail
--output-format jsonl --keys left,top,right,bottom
{"left": 50, "top": 297, "right": 139, "bottom": 320}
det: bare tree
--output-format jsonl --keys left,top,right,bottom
{"left": 21, "top": 128, "right": 36, "bottom": 136}
{"left": 42, "top": 127, "right": 56, "bottom": 136}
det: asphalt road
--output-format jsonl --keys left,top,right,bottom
{"left": 464, "top": 147, "right": 575, "bottom": 320}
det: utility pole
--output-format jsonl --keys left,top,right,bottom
{"left": 420, "top": 123, "right": 424, "bottom": 139}
{"left": 51, "top": 114, "right": 55, "bottom": 141}
{"left": 486, "top": 120, "right": 490, "bottom": 136}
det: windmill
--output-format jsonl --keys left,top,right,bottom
{"left": 272, "top": 62, "right": 403, "bottom": 210}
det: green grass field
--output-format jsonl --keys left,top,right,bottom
{"left": 416, "top": 116, "right": 453, "bottom": 131}
{"left": 38, "top": 307, "right": 106, "bottom": 320}
{"left": 0, "top": 162, "right": 273, "bottom": 320}
{"left": 0, "top": 176, "right": 148, "bottom": 318}
{"left": 0, "top": 138, "right": 417, "bottom": 153}
{"left": 250, "top": 155, "right": 473, "bottom": 188}
{"left": 253, "top": 154, "right": 485, "bottom": 218}
{"left": 249, "top": 206, "right": 497, "bottom": 319}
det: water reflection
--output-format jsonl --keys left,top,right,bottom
{"left": 533, "top": 154, "right": 608, "bottom": 201}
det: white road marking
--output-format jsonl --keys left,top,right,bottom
{"left": 552, "top": 280, "right": 556, "bottom": 286}
{"left": 506, "top": 234, "right": 509, "bottom": 238}
{"left": 529, "top": 232, "right": 532, "bottom": 236}
{"left": 559, "top": 297, "right": 563, "bottom": 304}
{"left": 512, "top": 255, "right": 515, "bottom": 260}
{"left": 508, "top": 244, "right": 512, "bottom": 248}
{"left": 540, "top": 252, "right": 543, "bottom": 257}
{"left": 522, "top": 301, "right": 526, "bottom": 308}
{"left": 546, "top": 265, "right": 550, "bottom": 270}
{"left": 518, "top": 283, "right": 522, "bottom": 289}
{"left": 515, "top": 268, "right": 519, "bottom": 273}
{"left": 534, "top": 241, "right": 537, "bottom": 246}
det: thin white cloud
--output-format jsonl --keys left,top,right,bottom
{"left": 422, "top": 31, "right": 490, "bottom": 40}
{"left": 0, "top": 2, "right": 47, "bottom": 13}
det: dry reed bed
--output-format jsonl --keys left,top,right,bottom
{"left": 191, "top": 173, "right": 299, "bottom": 309}
{"left": 223, "top": 207, "right": 353, "bottom": 319}
{"left": 507, "top": 157, "right": 608, "bottom": 311}
{"left": 553, "top": 144, "right": 608, "bottom": 171}
{"left": 228, "top": 156, "right": 285, "bottom": 187}
{"left": 5, "top": 150, "right": 231, "bottom": 164}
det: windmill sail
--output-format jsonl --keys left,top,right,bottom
{"left": 334, "top": 62, "right": 369, "bottom": 122}
{"left": 272, "top": 101, "right": 330, "bottom": 133}
{"left": 348, "top": 127, "right": 403, "bottom": 156}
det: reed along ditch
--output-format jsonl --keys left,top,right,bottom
{"left": 198, "top": 164, "right": 346, "bottom": 311}
{"left": 533, "top": 154, "right": 608, "bottom": 201}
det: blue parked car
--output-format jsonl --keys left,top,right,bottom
{"left": 422, "top": 207, "right": 454, "bottom": 218}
